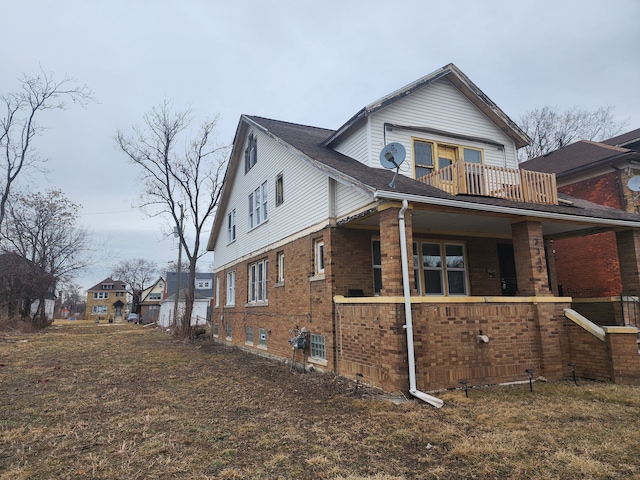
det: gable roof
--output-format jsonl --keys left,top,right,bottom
{"left": 520, "top": 140, "right": 638, "bottom": 177}
{"left": 323, "top": 63, "right": 530, "bottom": 150}
{"left": 165, "top": 272, "right": 214, "bottom": 298}
{"left": 87, "top": 277, "right": 127, "bottom": 292}
{"left": 207, "top": 115, "right": 640, "bottom": 253}
{"left": 601, "top": 127, "right": 640, "bottom": 149}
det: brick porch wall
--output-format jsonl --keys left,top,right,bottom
{"left": 335, "top": 299, "right": 572, "bottom": 393}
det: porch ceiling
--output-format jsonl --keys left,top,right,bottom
{"left": 345, "top": 204, "right": 610, "bottom": 239}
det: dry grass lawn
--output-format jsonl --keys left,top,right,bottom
{"left": 1, "top": 320, "right": 639, "bottom": 479}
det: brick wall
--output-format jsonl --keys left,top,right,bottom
{"left": 553, "top": 171, "right": 624, "bottom": 297}
{"left": 336, "top": 299, "right": 573, "bottom": 392}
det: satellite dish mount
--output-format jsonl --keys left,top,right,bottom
{"left": 627, "top": 175, "right": 640, "bottom": 201}
{"left": 379, "top": 142, "right": 406, "bottom": 188}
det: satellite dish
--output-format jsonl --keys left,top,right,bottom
{"left": 379, "top": 142, "right": 406, "bottom": 169}
{"left": 628, "top": 176, "right": 640, "bottom": 192}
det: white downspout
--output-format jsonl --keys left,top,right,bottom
{"left": 398, "top": 200, "right": 444, "bottom": 408}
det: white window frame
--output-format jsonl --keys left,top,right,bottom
{"left": 315, "top": 240, "right": 325, "bottom": 275}
{"left": 215, "top": 275, "right": 220, "bottom": 307}
{"left": 248, "top": 259, "right": 268, "bottom": 303}
{"left": 276, "top": 251, "right": 285, "bottom": 284}
{"left": 93, "top": 292, "right": 109, "bottom": 299}
{"left": 248, "top": 181, "right": 268, "bottom": 230}
{"left": 92, "top": 305, "right": 108, "bottom": 314}
{"left": 226, "top": 271, "right": 236, "bottom": 306}
{"left": 196, "top": 279, "right": 212, "bottom": 289}
{"left": 227, "top": 209, "right": 236, "bottom": 243}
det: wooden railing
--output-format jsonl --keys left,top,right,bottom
{"left": 418, "top": 162, "right": 558, "bottom": 205}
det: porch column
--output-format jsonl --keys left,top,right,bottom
{"left": 511, "top": 220, "right": 552, "bottom": 296}
{"left": 615, "top": 229, "right": 640, "bottom": 296}
{"left": 379, "top": 204, "right": 415, "bottom": 297}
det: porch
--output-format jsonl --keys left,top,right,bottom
{"left": 418, "top": 161, "right": 558, "bottom": 205}
{"left": 329, "top": 201, "right": 640, "bottom": 394}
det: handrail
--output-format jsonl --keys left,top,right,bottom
{"left": 418, "top": 162, "right": 558, "bottom": 205}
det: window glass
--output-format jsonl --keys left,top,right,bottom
{"left": 246, "top": 326, "right": 254, "bottom": 343}
{"left": 226, "top": 271, "right": 235, "bottom": 305}
{"left": 414, "top": 141, "right": 433, "bottom": 178}
{"left": 423, "top": 243, "right": 444, "bottom": 295}
{"left": 310, "top": 334, "right": 326, "bottom": 360}
{"left": 372, "top": 240, "right": 382, "bottom": 295}
{"left": 445, "top": 244, "right": 465, "bottom": 269}
{"left": 422, "top": 243, "right": 442, "bottom": 267}
{"left": 277, "top": 251, "right": 284, "bottom": 283}
{"left": 259, "top": 327, "right": 267, "bottom": 347}
{"left": 276, "top": 174, "right": 284, "bottom": 206}
{"left": 226, "top": 323, "right": 232, "bottom": 339}
{"left": 463, "top": 148, "right": 482, "bottom": 164}
{"left": 315, "top": 240, "right": 325, "bottom": 274}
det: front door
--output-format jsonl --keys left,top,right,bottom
{"left": 497, "top": 243, "right": 518, "bottom": 296}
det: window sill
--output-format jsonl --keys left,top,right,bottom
{"left": 309, "top": 357, "right": 328, "bottom": 367}
{"left": 275, "top": 281, "right": 284, "bottom": 288}
{"left": 248, "top": 219, "right": 269, "bottom": 232}
{"left": 226, "top": 336, "right": 232, "bottom": 341}
{"left": 245, "top": 301, "right": 269, "bottom": 307}
{"left": 245, "top": 341, "right": 254, "bottom": 347}
{"left": 310, "top": 274, "right": 325, "bottom": 282}
{"left": 257, "top": 344, "right": 268, "bottom": 350}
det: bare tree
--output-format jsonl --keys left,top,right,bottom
{"left": 112, "top": 258, "right": 158, "bottom": 314}
{"left": 115, "top": 101, "right": 228, "bottom": 336}
{"left": 518, "top": 105, "right": 629, "bottom": 161}
{"left": 0, "top": 69, "right": 93, "bottom": 227}
{"left": 0, "top": 189, "right": 93, "bottom": 323}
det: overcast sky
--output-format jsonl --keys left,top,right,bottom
{"left": 2, "top": 0, "right": 639, "bottom": 292}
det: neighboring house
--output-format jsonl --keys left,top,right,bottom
{"left": 85, "top": 277, "right": 128, "bottom": 322}
{"left": 0, "top": 252, "right": 56, "bottom": 322}
{"left": 158, "top": 272, "right": 213, "bottom": 328}
{"left": 521, "top": 128, "right": 640, "bottom": 324}
{"left": 139, "top": 277, "right": 165, "bottom": 324}
{"left": 207, "top": 63, "right": 640, "bottom": 399}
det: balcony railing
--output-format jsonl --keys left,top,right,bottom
{"left": 417, "top": 162, "right": 558, "bottom": 205}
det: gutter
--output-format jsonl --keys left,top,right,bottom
{"left": 398, "top": 200, "right": 444, "bottom": 408}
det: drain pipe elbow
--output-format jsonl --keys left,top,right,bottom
{"left": 398, "top": 199, "right": 444, "bottom": 408}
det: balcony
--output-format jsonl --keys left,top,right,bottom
{"left": 417, "top": 162, "right": 558, "bottom": 205}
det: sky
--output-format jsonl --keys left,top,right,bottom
{"left": 1, "top": 0, "right": 639, "bottom": 293}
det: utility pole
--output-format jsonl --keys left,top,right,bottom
{"left": 172, "top": 203, "right": 184, "bottom": 330}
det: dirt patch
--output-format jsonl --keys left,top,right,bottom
{"left": 1, "top": 321, "right": 639, "bottom": 479}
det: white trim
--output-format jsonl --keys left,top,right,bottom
{"left": 373, "top": 190, "right": 640, "bottom": 228}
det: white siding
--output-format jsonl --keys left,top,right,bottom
{"left": 332, "top": 124, "right": 370, "bottom": 165}
{"left": 335, "top": 181, "right": 372, "bottom": 218}
{"left": 213, "top": 129, "right": 334, "bottom": 270}
{"left": 366, "top": 79, "right": 518, "bottom": 177}
{"left": 326, "top": 79, "right": 520, "bottom": 178}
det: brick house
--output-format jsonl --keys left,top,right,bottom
{"left": 85, "top": 277, "right": 128, "bottom": 322}
{"left": 521, "top": 128, "right": 640, "bottom": 326}
{"left": 207, "top": 64, "right": 640, "bottom": 404}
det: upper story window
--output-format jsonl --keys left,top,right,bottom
{"left": 148, "top": 292, "right": 161, "bottom": 300}
{"left": 248, "top": 181, "right": 268, "bottom": 229}
{"left": 196, "top": 279, "right": 212, "bottom": 289}
{"left": 102, "top": 283, "right": 114, "bottom": 290}
{"left": 244, "top": 133, "right": 257, "bottom": 173}
{"left": 276, "top": 173, "right": 284, "bottom": 206}
{"left": 413, "top": 139, "right": 483, "bottom": 179}
{"left": 227, "top": 209, "right": 236, "bottom": 243}
{"left": 94, "top": 292, "right": 109, "bottom": 299}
